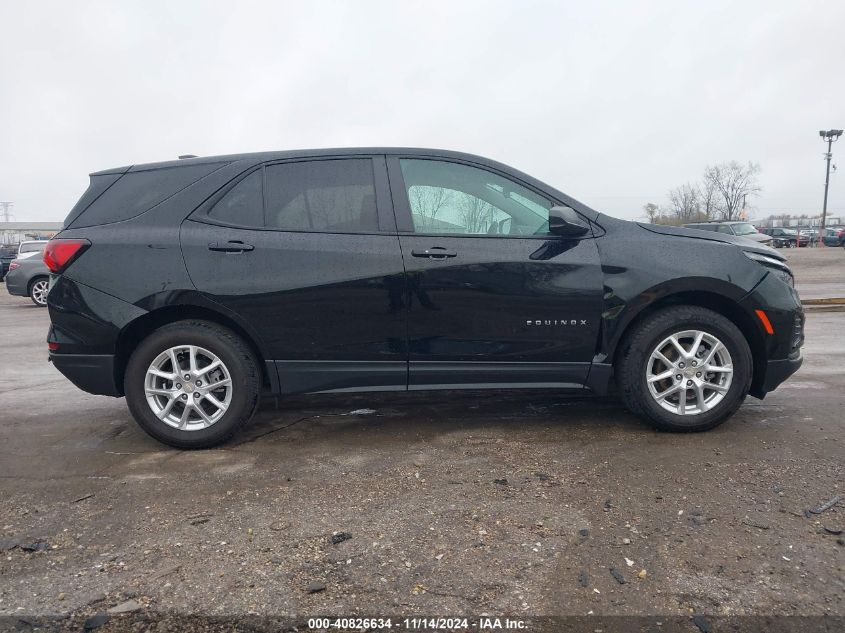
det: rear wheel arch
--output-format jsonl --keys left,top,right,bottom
{"left": 610, "top": 290, "right": 766, "bottom": 393}
{"left": 114, "top": 305, "right": 268, "bottom": 396}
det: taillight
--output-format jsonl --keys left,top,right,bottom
{"left": 9, "top": 261, "right": 19, "bottom": 270}
{"left": 43, "top": 239, "right": 90, "bottom": 273}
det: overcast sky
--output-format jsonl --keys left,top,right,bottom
{"left": 1, "top": 0, "right": 844, "bottom": 222}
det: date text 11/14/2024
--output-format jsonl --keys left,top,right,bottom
{"left": 307, "top": 617, "right": 527, "bottom": 630}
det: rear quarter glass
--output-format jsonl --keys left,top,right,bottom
{"left": 67, "top": 162, "right": 227, "bottom": 228}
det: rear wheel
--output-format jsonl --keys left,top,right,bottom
{"left": 29, "top": 277, "right": 49, "bottom": 306}
{"left": 124, "top": 320, "right": 260, "bottom": 448}
{"left": 616, "top": 306, "right": 752, "bottom": 432}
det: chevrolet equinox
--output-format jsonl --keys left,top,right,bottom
{"left": 44, "top": 149, "right": 804, "bottom": 448}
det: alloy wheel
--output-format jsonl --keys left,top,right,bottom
{"left": 646, "top": 330, "right": 733, "bottom": 416}
{"left": 144, "top": 345, "right": 233, "bottom": 430}
{"left": 31, "top": 279, "right": 49, "bottom": 305}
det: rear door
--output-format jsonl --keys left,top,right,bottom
{"left": 387, "top": 156, "right": 603, "bottom": 390}
{"left": 180, "top": 155, "right": 408, "bottom": 394}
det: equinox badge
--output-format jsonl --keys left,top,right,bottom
{"left": 526, "top": 319, "right": 588, "bottom": 326}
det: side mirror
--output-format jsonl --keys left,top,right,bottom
{"left": 549, "top": 206, "right": 589, "bottom": 237}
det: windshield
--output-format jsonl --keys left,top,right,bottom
{"left": 780, "top": 228, "right": 797, "bottom": 235}
{"left": 19, "top": 242, "right": 47, "bottom": 253}
{"left": 731, "top": 223, "right": 759, "bottom": 236}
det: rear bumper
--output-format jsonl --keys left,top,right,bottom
{"left": 50, "top": 352, "right": 121, "bottom": 397}
{"left": 4, "top": 270, "right": 28, "bottom": 296}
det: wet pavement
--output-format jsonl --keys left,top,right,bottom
{"left": 0, "top": 266, "right": 843, "bottom": 627}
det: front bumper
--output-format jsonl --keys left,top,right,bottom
{"left": 759, "top": 354, "right": 803, "bottom": 395}
{"left": 49, "top": 352, "right": 121, "bottom": 396}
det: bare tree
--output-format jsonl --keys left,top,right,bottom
{"left": 668, "top": 183, "right": 701, "bottom": 222}
{"left": 643, "top": 202, "right": 660, "bottom": 223}
{"left": 457, "top": 193, "right": 495, "bottom": 234}
{"left": 697, "top": 177, "right": 722, "bottom": 220}
{"left": 409, "top": 186, "right": 452, "bottom": 231}
{"left": 703, "top": 161, "right": 761, "bottom": 221}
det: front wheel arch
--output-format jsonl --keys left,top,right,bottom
{"left": 609, "top": 290, "right": 766, "bottom": 397}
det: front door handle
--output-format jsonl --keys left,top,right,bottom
{"left": 411, "top": 247, "right": 457, "bottom": 259}
{"left": 208, "top": 240, "right": 254, "bottom": 253}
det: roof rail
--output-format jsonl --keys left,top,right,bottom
{"left": 178, "top": 154, "right": 198, "bottom": 160}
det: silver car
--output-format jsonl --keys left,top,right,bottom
{"left": 683, "top": 221, "right": 774, "bottom": 246}
{"left": 4, "top": 254, "right": 51, "bottom": 306}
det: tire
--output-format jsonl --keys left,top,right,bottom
{"left": 124, "top": 320, "right": 260, "bottom": 448}
{"left": 786, "top": 241, "right": 795, "bottom": 248}
{"left": 29, "top": 276, "right": 49, "bottom": 306}
{"left": 616, "top": 305, "right": 752, "bottom": 432}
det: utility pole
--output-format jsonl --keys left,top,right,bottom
{"left": 818, "top": 129, "right": 843, "bottom": 246}
{"left": 0, "top": 201, "right": 13, "bottom": 222}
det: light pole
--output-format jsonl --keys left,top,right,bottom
{"left": 817, "top": 129, "right": 843, "bottom": 245}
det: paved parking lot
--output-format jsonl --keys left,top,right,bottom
{"left": 0, "top": 251, "right": 843, "bottom": 629}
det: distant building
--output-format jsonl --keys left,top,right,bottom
{"left": 0, "top": 222, "right": 63, "bottom": 244}
{"left": 758, "top": 215, "right": 841, "bottom": 228}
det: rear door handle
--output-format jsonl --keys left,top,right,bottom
{"left": 208, "top": 241, "right": 254, "bottom": 253}
{"left": 411, "top": 247, "right": 457, "bottom": 259}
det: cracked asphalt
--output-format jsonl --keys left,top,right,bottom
{"left": 0, "top": 248, "right": 843, "bottom": 630}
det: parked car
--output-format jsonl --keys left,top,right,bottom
{"left": 683, "top": 221, "right": 774, "bottom": 246}
{"left": 4, "top": 255, "right": 51, "bottom": 306}
{"left": 0, "top": 244, "right": 19, "bottom": 280}
{"left": 45, "top": 149, "right": 804, "bottom": 448}
{"left": 758, "top": 227, "right": 808, "bottom": 248}
{"left": 817, "top": 227, "right": 845, "bottom": 247}
{"left": 16, "top": 240, "right": 48, "bottom": 260}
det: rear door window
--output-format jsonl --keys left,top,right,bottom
{"left": 264, "top": 159, "right": 378, "bottom": 233}
{"left": 207, "top": 170, "right": 264, "bottom": 227}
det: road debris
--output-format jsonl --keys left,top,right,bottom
{"left": 609, "top": 567, "right": 626, "bottom": 584}
{"left": 806, "top": 495, "right": 841, "bottom": 516}
{"left": 822, "top": 526, "right": 843, "bottom": 535}
{"left": 331, "top": 531, "right": 352, "bottom": 545}
{"left": 20, "top": 541, "right": 49, "bottom": 552}
{"left": 625, "top": 557, "right": 634, "bottom": 567}
{"left": 741, "top": 518, "right": 770, "bottom": 530}
{"left": 578, "top": 528, "right": 589, "bottom": 538}
{"left": 637, "top": 569, "right": 647, "bottom": 579}
{"left": 692, "top": 614, "right": 712, "bottom": 633}
{"left": 306, "top": 581, "right": 327, "bottom": 593}
{"left": 347, "top": 408, "right": 376, "bottom": 415}
{"left": 107, "top": 599, "right": 142, "bottom": 614}
{"left": 83, "top": 613, "right": 110, "bottom": 630}
{"left": 578, "top": 571, "right": 589, "bottom": 587}
{"left": 493, "top": 478, "right": 508, "bottom": 486}
{"left": 73, "top": 493, "right": 94, "bottom": 503}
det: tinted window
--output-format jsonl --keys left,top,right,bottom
{"left": 399, "top": 159, "right": 552, "bottom": 236}
{"left": 717, "top": 225, "right": 734, "bottom": 234}
{"left": 264, "top": 160, "right": 378, "bottom": 232}
{"left": 208, "top": 170, "right": 264, "bottom": 226}
{"left": 69, "top": 162, "right": 224, "bottom": 228}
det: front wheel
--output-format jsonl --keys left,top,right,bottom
{"left": 124, "top": 320, "right": 260, "bottom": 448}
{"left": 616, "top": 306, "right": 752, "bottom": 432}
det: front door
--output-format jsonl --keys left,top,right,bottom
{"left": 388, "top": 156, "right": 603, "bottom": 389}
{"left": 180, "top": 156, "right": 407, "bottom": 394}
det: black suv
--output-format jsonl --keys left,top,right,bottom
{"left": 758, "top": 227, "right": 808, "bottom": 248}
{"left": 45, "top": 149, "right": 804, "bottom": 448}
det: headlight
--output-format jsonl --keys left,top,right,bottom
{"left": 742, "top": 250, "right": 794, "bottom": 286}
